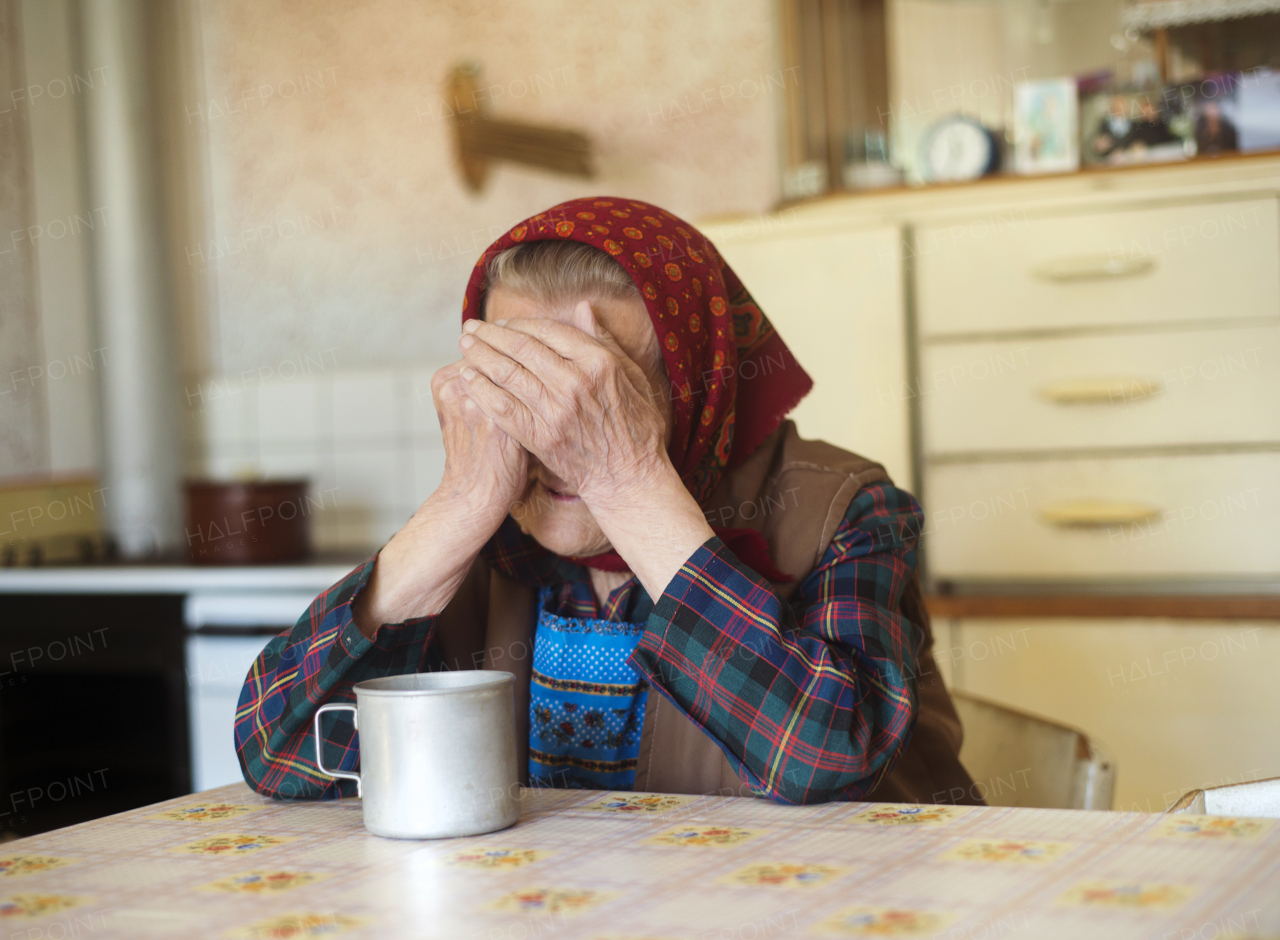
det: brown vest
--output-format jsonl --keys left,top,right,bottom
{"left": 432, "top": 421, "right": 979, "bottom": 805}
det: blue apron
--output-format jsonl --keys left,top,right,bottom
{"left": 527, "top": 586, "right": 649, "bottom": 789}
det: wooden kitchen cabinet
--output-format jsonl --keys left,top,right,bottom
{"left": 915, "top": 188, "right": 1280, "bottom": 586}
{"left": 704, "top": 154, "right": 1280, "bottom": 813}
{"left": 913, "top": 196, "right": 1280, "bottom": 337}
{"left": 704, "top": 221, "right": 912, "bottom": 488}
{"left": 930, "top": 615, "right": 1280, "bottom": 813}
{"left": 920, "top": 325, "right": 1280, "bottom": 454}
{"left": 926, "top": 452, "right": 1280, "bottom": 580}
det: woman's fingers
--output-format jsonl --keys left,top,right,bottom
{"left": 430, "top": 361, "right": 473, "bottom": 414}
{"left": 487, "top": 308, "right": 645, "bottom": 404}
{"left": 459, "top": 365, "right": 539, "bottom": 452}
{"left": 430, "top": 359, "right": 466, "bottom": 390}
{"left": 485, "top": 311, "right": 604, "bottom": 363}
{"left": 463, "top": 318, "right": 572, "bottom": 378}
{"left": 458, "top": 329, "right": 549, "bottom": 410}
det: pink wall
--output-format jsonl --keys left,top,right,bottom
{"left": 188, "top": 0, "right": 781, "bottom": 375}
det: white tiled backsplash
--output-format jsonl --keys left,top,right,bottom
{"left": 184, "top": 363, "right": 450, "bottom": 552}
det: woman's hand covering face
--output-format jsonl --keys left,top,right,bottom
{"left": 458, "top": 299, "right": 671, "bottom": 512}
{"left": 350, "top": 360, "right": 531, "bottom": 634}
{"left": 430, "top": 359, "right": 529, "bottom": 530}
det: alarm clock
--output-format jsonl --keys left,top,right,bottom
{"left": 919, "top": 115, "right": 1000, "bottom": 182}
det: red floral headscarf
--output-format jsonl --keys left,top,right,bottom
{"left": 463, "top": 197, "right": 813, "bottom": 579}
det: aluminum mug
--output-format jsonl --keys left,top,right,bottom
{"left": 313, "top": 671, "right": 519, "bottom": 839}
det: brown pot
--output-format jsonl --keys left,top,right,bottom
{"left": 184, "top": 479, "right": 313, "bottom": 565}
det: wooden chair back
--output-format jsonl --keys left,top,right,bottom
{"left": 953, "top": 690, "right": 1116, "bottom": 810}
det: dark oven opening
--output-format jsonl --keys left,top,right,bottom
{"left": 0, "top": 594, "right": 189, "bottom": 838}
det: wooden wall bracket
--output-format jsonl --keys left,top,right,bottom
{"left": 447, "top": 63, "right": 594, "bottom": 193}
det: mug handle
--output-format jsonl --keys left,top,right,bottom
{"left": 313, "top": 703, "right": 362, "bottom": 798}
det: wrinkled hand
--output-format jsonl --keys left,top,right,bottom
{"left": 351, "top": 363, "right": 528, "bottom": 634}
{"left": 457, "top": 302, "right": 669, "bottom": 509}
{"left": 431, "top": 360, "right": 528, "bottom": 527}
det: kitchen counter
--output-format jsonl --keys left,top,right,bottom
{"left": 0, "top": 555, "right": 368, "bottom": 594}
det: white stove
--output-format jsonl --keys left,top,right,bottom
{"left": 183, "top": 591, "right": 317, "bottom": 792}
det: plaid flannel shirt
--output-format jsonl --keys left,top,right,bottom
{"left": 235, "top": 481, "right": 925, "bottom": 804}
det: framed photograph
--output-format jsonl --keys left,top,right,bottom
{"left": 1163, "top": 69, "right": 1280, "bottom": 158}
{"left": 1081, "top": 90, "right": 1191, "bottom": 167}
{"left": 1189, "top": 73, "right": 1241, "bottom": 157}
{"left": 1234, "top": 67, "right": 1280, "bottom": 152}
{"left": 1013, "top": 78, "right": 1079, "bottom": 175}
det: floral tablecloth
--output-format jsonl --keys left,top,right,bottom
{"left": 0, "top": 783, "right": 1276, "bottom": 938}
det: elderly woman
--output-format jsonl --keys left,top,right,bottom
{"left": 236, "top": 198, "right": 977, "bottom": 805}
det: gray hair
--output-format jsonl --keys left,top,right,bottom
{"left": 483, "top": 241, "right": 640, "bottom": 312}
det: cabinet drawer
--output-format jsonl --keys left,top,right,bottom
{"left": 925, "top": 453, "right": 1280, "bottom": 579}
{"left": 920, "top": 325, "right": 1280, "bottom": 454}
{"left": 916, "top": 197, "right": 1280, "bottom": 337}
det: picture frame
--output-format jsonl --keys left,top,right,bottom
{"left": 1081, "top": 89, "right": 1192, "bottom": 167}
{"left": 1013, "top": 78, "right": 1079, "bottom": 175}
{"left": 1234, "top": 67, "right": 1280, "bottom": 152}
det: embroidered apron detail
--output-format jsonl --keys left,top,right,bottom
{"left": 528, "top": 587, "right": 648, "bottom": 790}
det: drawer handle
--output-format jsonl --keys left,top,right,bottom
{"left": 1038, "top": 377, "right": 1161, "bottom": 405}
{"left": 1031, "top": 255, "right": 1157, "bottom": 282}
{"left": 1040, "top": 500, "right": 1161, "bottom": 528}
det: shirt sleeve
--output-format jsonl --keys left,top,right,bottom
{"left": 234, "top": 558, "right": 441, "bottom": 800}
{"left": 629, "top": 481, "right": 925, "bottom": 805}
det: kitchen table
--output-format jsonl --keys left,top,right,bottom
{"left": 1, "top": 783, "right": 1276, "bottom": 939}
